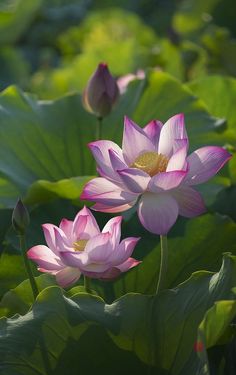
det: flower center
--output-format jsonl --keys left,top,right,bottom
{"left": 73, "top": 239, "right": 88, "bottom": 252}
{"left": 130, "top": 151, "right": 169, "bottom": 177}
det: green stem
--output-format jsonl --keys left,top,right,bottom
{"left": 19, "top": 234, "right": 52, "bottom": 374}
{"left": 96, "top": 116, "right": 103, "bottom": 140}
{"left": 156, "top": 235, "right": 168, "bottom": 294}
{"left": 19, "top": 234, "right": 39, "bottom": 299}
{"left": 84, "top": 275, "right": 91, "bottom": 293}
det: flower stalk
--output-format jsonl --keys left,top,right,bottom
{"left": 96, "top": 116, "right": 103, "bottom": 140}
{"left": 156, "top": 235, "right": 168, "bottom": 294}
{"left": 19, "top": 233, "right": 39, "bottom": 300}
{"left": 12, "top": 199, "right": 38, "bottom": 299}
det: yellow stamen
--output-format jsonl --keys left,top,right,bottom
{"left": 73, "top": 239, "right": 88, "bottom": 252}
{"left": 131, "top": 152, "right": 169, "bottom": 177}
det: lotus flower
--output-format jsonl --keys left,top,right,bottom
{"left": 27, "top": 207, "right": 140, "bottom": 287}
{"left": 81, "top": 114, "right": 231, "bottom": 235}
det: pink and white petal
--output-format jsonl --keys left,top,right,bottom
{"left": 42, "top": 224, "right": 58, "bottom": 254}
{"left": 173, "top": 138, "right": 189, "bottom": 153}
{"left": 122, "top": 116, "right": 156, "bottom": 165}
{"left": 84, "top": 232, "right": 112, "bottom": 263}
{"left": 148, "top": 171, "right": 187, "bottom": 192}
{"left": 81, "top": 177, "right": 138, "bottom": 205}
{"left": 172, "top": 186, "right": 206, "bottom": 218}
{"left": 109, "top": 237, "right": 140, "bottom": 265}
{"left": 92, "top": 200, "right": 137, "bottom": 213}
{"left": 109, "top": 149, "right": 127, "bottom": 171}
{"left": 55, "top": 267, "right": 81, "bottom": 288}
{"left": 27, "top": 245, "right": 63, "bottom": 271}
{"left": 158, "top": 114, "right": 188, "bottom": 157}
{"left": 138, "top": 192, "right": 179, "bottom": 235}
{"left": 88, "top": 141, "right": 123, "bottom": 181}
{"left": 81, "top": 263, "right": 111, "bottom": 273}
{"left": 115, "top": 257, "right": 141, "bottom": 272}
{"left": 98, "top": 267, "right": 121, "bottom": 279}
{"left": 59, "top": 219, "right": 73, "bottom": 240}
{"left": 185, "top": 146, "right": 232, "bottom": 185}
{"left": 143, "top": 120, "right": 163, "bottom": 148}
{"left": 102, "top": 216, "right": 122, "bottom": 247}
{"left": 73, "top": 206, "right": 100, "bottom": 239}
{"left": 117, "top": 168, "right": 150, "bottom": 193}
{"left": 82, "top": 266, "right": 119, "bottom": 279}
{"left": 37, "top": 268, "right": 58, "bottom": 275}
{"left": 60, "top": 251, "right": 89, "bottom": 268}
{"left": 54, "top": 226, "right": 73, "bottom": 252}
{"left": 166, "top": 140, "right": 188, "bottom": 172}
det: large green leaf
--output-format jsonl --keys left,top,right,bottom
{"left": 0, "top": 254, "right": 236, "bottom": 374}
{"left": 96, "top": 213, "right": 236, "bottom": 301}
{"left": 197, "top": 296, "right": 236, "bottom": 374}
{"left": 187, "top": 75, "right": 236, "bottom": 182}
{"left": 0, "top": 0, "right": 42, "bottom": 44}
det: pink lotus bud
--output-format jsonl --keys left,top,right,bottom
{"left": 82, "top": 63, "right": 119, "bottom": 118}
{"left": 12, "top": 198, "right": 30, "bottom": 234}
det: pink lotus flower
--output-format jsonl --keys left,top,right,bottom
{"left": 27, "top": 207, "right": 140, "bottom": 287}
{"left": 81, "top": 114, "right": 232, "bottom": 235}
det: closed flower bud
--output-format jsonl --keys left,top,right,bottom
{"left": 12, "top": 198, "right": 30, "bottom": 234}
{"left": 83, "top": 63, "right": 119, "bottom": 118}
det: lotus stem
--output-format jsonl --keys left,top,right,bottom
{"left": 19, "top": 234, "right": 39, "bottom": 299}
{"left": 96, "top": 116, "right": 103, "bottom": 140}
{"left": 156, "top": 235, "right": 168, "bottom": 294}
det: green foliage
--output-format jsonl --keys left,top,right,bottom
{"left": 0, "top": 0, "right": 42, "bottom": 44}
{"left": 0, "top": 2, "right": 235, "bottom": 372}
{"left": 0, "top": 255, "right": 236, "bottom": 374}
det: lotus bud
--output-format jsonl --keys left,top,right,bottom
{"left": 82, "top": 63, "right": 119, "bottom": 118}
{"left": 12, "top": 198, "right": 30, "bottom": 234}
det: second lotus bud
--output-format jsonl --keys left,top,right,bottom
{"left": 83, "top": 63, "right": 119, "bottom": 118}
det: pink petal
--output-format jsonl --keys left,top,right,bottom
{"left": 148, "top": 171, "right": 187, "bottom": 192}
{"left": 117, "top": 168, "right": 150, "bottom": 193}
{"left": 109, "top": 149, "right": 127, "bottom": 171}
{"left": 54, "top": 226, "right": 72, "bottom": 252}
{"left": 98, "top": 267, "right": 121, "bottom": 279}
{"left": 102, "top": 216, "right": 122, "bottom": 247}
{"left": 109, "top": 237, "right": 140, "bottom": 265}
{"left": 138, "top": 192, "right": 179, "bottom": 234}
{"left": 85, "top": 232, "right": 112, "bottom": 263}
{"left": 143, "top": 120, "right": 163, "bottom": 148}
{"left": 122, "top": 116, "right": 155, "bottom": 165}
{"left": 81, "top": 177, "right": 138, "bottom": 205}
{"left": 82, "top": 266, "right": 120, "bottom": 279}
{"left": 89, "top": 140, "right": 124, "bottom": 182}
{"left": 166, "top": 140, "right": 188, "bottom": 171}
{"left": 185, "top": 146, "right": 232, "bottom": 185}
{"left": 158, "top": 114, "right": 188, "bottom": 157}
{"left": 37, "top": 268, "right": 58, "bottom": 275}
{"left": 81, "top": 263, "right": 111, "bottom": 273}
{"left": 55, "top": 267, "right": 81, "bottom": 288}
{"left": 27, "top": 245, "right": 63, "bottom": 271}
{"left": 60, "top": 251, "right": 89, "bottom": 268}
{"left": 173, "top": 138, "right": 189, "bottom": 153}
{"left": 92, "top": 201, "right": 137, "bottom": 213}
{"left": 116, "top": 257, "right": 141, "bottom": 272}
{"left": 42, "top": 224, "right": 58, "bottom": 254}
{"left": 73, "top": 206, "right": 100, "bottom": 239}
{"left": 59, "top": 219, "right": 73, "bottom": 240}
{"left": 172, "top": 186, "right": 206, "bottom": 218}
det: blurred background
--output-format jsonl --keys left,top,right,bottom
{"left": 0, "top": 0, "right": 235, "bottom": 99}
